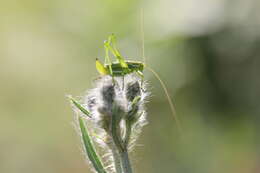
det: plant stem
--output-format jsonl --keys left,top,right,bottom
{"left": 119, "top": 150, "right": 132, "bottom": 173}
{"left": 111, "top": 105, "right": 133, "bottom": 173}
{"left": 124, "top": 121, "right": 131, "bottom": 148}
{"left": 109, "top": 143, "right": 123, "bottom": 173}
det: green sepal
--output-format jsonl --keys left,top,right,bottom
{"left": 78, "top": 117, "right": 107, "bottom": 173}
{"left": 127, "top": 96, "right": 141, "bottom": 125}
{"left": 132, "top": 96, "right": 141, "bottom": 106}
{"left": 68, "top": 96, "right": 92, "bottom": 118}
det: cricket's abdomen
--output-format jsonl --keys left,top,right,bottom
{"left": 104, "top": 60, "right": 144, "bottom": 76}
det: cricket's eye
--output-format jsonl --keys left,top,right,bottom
{"left": 101, "top": 85, "right": 115, "bottom": 104}
{"left": 126, "top": 81, "right": 141, "bottom": 102}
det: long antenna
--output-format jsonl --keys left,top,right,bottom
{"left": 146, "top": 66, "right": 182, "bottom": 133}
{"left": 140, "top": 8, "right": 182, "bottom": 133}
{"left": 140, "top": 8, "right": 145, "bottom": 64}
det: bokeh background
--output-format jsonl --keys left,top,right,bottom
{"left": 1, "top": 0, "right": 260, "bottom": 173}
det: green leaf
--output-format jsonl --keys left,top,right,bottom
{"left": 78, "top": 117, "right": 107, "bottom": 173}
{"left": 69, "top": 96, "right": 92, "bottom": 118}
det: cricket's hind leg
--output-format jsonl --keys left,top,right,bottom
{"left": 104, "top": 39, "right": 113, "bottom": 75}
{"left": 107, "top": 34, "right": 128, "bottom": 69}
{"left": 107, "top": 34, "right": 121, "bottom": 57}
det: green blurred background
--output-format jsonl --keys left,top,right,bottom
{"left": 1, "top": 0, "right": 260, "bottom": 173}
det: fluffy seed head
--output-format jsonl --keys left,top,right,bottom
{"left": 71, "top": 73, "right": 149, "bottom": 173}
{"left": 83, "top": 73, "right": 148, "bottom": 139}
{"left": 101, "top": 84, "right": 115, "bottom": 106}
{"left": 126, "top": 81, "right": 141, "bottom": 102}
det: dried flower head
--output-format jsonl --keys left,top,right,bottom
{"left": 71, "top": 73, "right": 149, "bottom": 173}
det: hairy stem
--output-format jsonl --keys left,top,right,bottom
{"left": 119, "top": 150, "right": 132, "bottom": 173}
{"left": 111, "top": 106, "right": 133, "bottom": 173}
{"left": 124, "top": 121, "right": 131, "bottom": 148}
{"left": 109, "top": 143, "right": 123, "bottom": 173}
